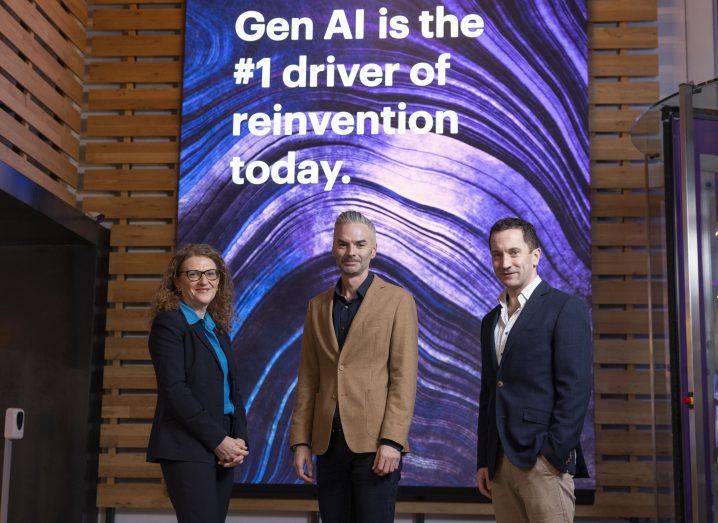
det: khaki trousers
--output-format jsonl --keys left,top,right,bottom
{"left": 492, "top": 452, "right": 575, "bottom": 523}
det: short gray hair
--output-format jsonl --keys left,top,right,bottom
{"left": 334, "top": 210, "right": 376, "bottom": 238}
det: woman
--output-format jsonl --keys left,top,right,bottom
{"left": 146, "top": 244, "right": 248, "bottom": 522}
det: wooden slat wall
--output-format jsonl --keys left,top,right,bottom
{"left": 589, "top": 0, "right": 673, "bottom": 518}
{"left": 83, "top": 0, "right": 668, "bottom": 517}
{"left": 82, "top": 0, "right": 179, "bottom": 510}
{"left": 0, "top": 0, "right": 87, "bottom": 203}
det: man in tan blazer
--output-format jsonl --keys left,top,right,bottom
{"left": 289, "top": 210, "right": 419, "bottom": 523}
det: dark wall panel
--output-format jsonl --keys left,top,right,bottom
{"left": 0, "top": 245, "right": 100, "bottom": 523}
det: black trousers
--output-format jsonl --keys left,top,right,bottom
{"left": 159, "top": 416, "right": 235, "bottom": 523}
{"left": 316, "top": 431, "right": 402, "bottom": 523}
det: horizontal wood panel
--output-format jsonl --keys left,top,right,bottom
{"left": 589, "top": 108, "right": 643, "bottom": 132}
{"left": 102, "top": 394, "right": 155, "bottom": 419}
{"left": 35, "top": 0, "right": 86, "bottom": 48}
{"left": 589, "top": 0, "right": 657, "bottom": 22}
{"left": 108, "top": 251, "right": 173, "bottom": 274}
{"left": 0, "top": 6, "right": 83, "bottom": 104}
{"left": 106, "top": 308, "right": 152, "bottom": 332}
{"left": 97, "top": 484, "right": 167, "bottom": 510}
{"left": 591, "top": 251, "right": 665, "bottom": 276}
{"left": 99, "top": 453, "right": 160, "bottom": 478}
{"left": 595, "top": 399, "right": 671, "bottom": 424}
{"left": 110, "top": 224, "right": 175, "bottom": 247}
{"left": 592, "top": 193, "right": 650, "bottom": 217}
{"left": 87, "top": 88, "right": 181, "bottom": 110}
{"left": 62, "top": 0, "right": 88, "bottom": 25}
{"left": 596, "top": 430, "right": 673, "bottom": 456}
{"left": 92, "top": 8, "right": 184, "bottom": 30}
{"left": 87, "top": 61, "right": 182, "bottom": 84}
{"left": 591, "top": 165, "right": 662, "bottom": 190}
{"left": 103, "top": 365, "right": 155, "bottom": 389}
{"left": 98, "top": 484, "right": 322, "bottom": 511}
{"left": 87, "top": 115, "right": 180, "bottom": 137}
{"left": 0, "top": 108, "right": 78, "bottom": 187}
{"left": 92, "top": 35, "right": 183, "bottom": 57}
{"left": 0, "top": 41, "right": 82, "bottom": 132}
{"left": 595, "top": 367, "right": 662, "bottom": 394}
{"left": 591, "top": 491, "right": 673, "bottom": 518}
{"left": 105, "top": 337, "right": 150, "bottom": 360}
{"left": 590, "top": 26, "right": 657, "bottom": 49}
{"left": 100, "top": 423, "right": 150, "bottom": 447}
{"left": 592, "top": 222, "right": 664, "bottom": 246}
{"left": 589, "top": 55, "right": 658, "bottom": 77}
{"left": 108, "top": 280, "right": 160, "bottom": 302}
{"left": 0, "top": 74, "right": 79, "bottom": 158}
{"left": 594, "top": 339, "right": 668, "bottom": 364}
{"left": 0, "top": 142, "right": 75, "bottom": 204}
{"left": 84, "top": 169, "right": 177, "bottom": 191}
{"left": 85, "top": 142, "right": 179, "bottom": 164}
{"left": 2, "top": 0, "right": 84, "bottom": 76}
{"left": 590, "top": 82, "right": 660, "bottom": 105}
{"left": 83, "top": 196, "right": 176, "bottom": 219}
{"left": 593, "top": 280, "right": 665, "bottom": 304}
{"left": 596, "top": 461, "right": 670, "bottom": 487}
{"left": 591, "top": 136, "right": 644, "bottom": 161}
{"left": 593, "top": 309, "right": 666, "bottom": 335}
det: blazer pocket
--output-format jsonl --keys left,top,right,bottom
{"left": 523, "top": 407, "right": 551, "bottom": 425}
{"left": 363, "top": 319, "right": 389, "bottom": 334}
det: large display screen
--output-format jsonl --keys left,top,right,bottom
{"left": 178, "top": 0, "right": 593, "bottom": 488}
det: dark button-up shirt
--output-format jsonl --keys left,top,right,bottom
{"left": 332, "top": 273, "right": 374, "bottom": 350}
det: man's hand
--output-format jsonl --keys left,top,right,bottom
{"left": 293, "top": 445, "right": 314, "bottom": 483}
{"left": 214, "top": 436, "right": 248, "bottom": 466}
{"left": 475, "top": 467, "right": 492, "bottom": 499}
{"left": 219, "top": 438, "right": 249, "bottom": 468}
{"left": 372, "top": 444, "right": 401, "bottom": 476}
{"left": 539, "top": 454, "right": 560, "bottom": 475}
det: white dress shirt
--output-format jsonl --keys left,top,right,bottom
{"left": 494, "top": 276, "right": 542, "bottom": 364}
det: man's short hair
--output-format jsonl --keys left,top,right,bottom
{"left": 334, "top": 211, "right": 377, "bottom": 238}
{"left": 489, "top": 217, "right": 540, "bottom": 251}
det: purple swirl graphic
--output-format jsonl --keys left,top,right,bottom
{"left": 179, "top": 0, "right": 592, "bottom": 487}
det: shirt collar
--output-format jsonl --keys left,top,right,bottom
{"left": 179, "top": 301, "right": 215, "bottom": 331}
{"left": 498, "top": 275, "right": 542, "bottom": 310}
{"left": 334, "top": 272, "right": 374, "bottom": 300}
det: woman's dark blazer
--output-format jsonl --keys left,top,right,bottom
{"left": 146, "top": 309, "right": 248, "bottom": 464}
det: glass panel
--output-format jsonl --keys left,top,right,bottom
{"left": 695, "top": 109, "right": 718, "bottom": 522}
{"left": 631, "top": 78, "right": 718, "bottom": 522}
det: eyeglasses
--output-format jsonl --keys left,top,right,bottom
{"left": 179, "top": 269, "right": 221, "bottom": 282}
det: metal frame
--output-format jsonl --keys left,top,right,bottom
{"left": 679, "top": 82, "right": 709, "bottom": 523}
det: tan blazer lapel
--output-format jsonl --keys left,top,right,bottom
{"left": 342, "top": 275, "right": 384, "bottom": 351}
{"left": 321, "top": 289, "right": 340, "bottom": 353}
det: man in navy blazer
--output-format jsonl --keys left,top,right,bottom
{"left": 475, "top": 217, "right": 591, "bottom": 523}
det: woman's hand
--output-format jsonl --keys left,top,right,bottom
{"left": 214, "top": 436, "right": 249, "bottom": 467}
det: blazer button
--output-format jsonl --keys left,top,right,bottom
{"left": 339, "top": 365, "right": 345, "bottom": 371}
{"left": 331, "top": 393, "right": 337, "bottom": 399}
{"left": 497, "top": 380, "right": 504, "bottom": 388}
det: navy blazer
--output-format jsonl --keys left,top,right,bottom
{"left": 476, "top": 280, "right": 591, "bottom": 479}
{"left": 146, "top": 309, "right": 248, "bottom": 463}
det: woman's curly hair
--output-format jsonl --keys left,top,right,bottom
{"left": 150, "top": 243, "right": 236, "bottom": 333}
